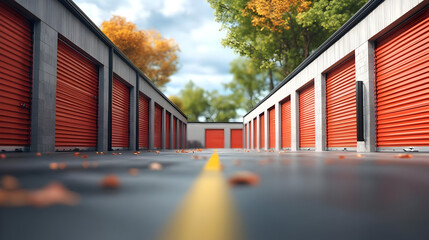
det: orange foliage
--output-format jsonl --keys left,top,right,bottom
{"left": 101, "top": 16, "right": 180, "bottom": 87}
{"left": 243, "top": 0, "right": 311, "bottom": 32}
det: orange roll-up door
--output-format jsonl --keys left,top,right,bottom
{"left": 173, "top": 117, "right": 177, "bottom": 148}
{"left": 206, "top": 129, "right": 224, "bottom": 148}
{"left": 281, "top": 98, "right": 291, "bottom": 149}
{"left": 375, "top": 9, "right": 429, "bottom": 149}
{"left": 326, "top": 57, "right": 356, "bottom": 149}
{"left": 231, "top": 129, "right": 243, "bottom": 148}
{"left": 165, "top": 112, "right": 170, "bottom": 149}
{"left": 138, "top": 93, "right": 149, "bottom": 148}
{"left": 154, "top": 104, "right": 162, "bottom": 148}
{"left": 260, "top": 114, "right": 265, "bottom": 149}
{"left": 56, "top": 40, "right": 98, "bottom": 148}
{"left": 253, "top": 118, "right": 257, "bottom": 149}
{"left": 244, "top": 124, "right": 247, "bottom": 148}
{"left": 0, "top": 3, "right": 33, "bottom": 147}
{"left": 112, "top": 76, "right": 129, "bottom": 148}
{"left": 269, "top": 107, "right": 275, "bottom": 149}
{"left": 299, "top": 82, "right": 315, "bottom": 148}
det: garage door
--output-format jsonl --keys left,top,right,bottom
{"left": 260, "top": 113, "right": 265, "bottom": 149}
{"left": 326, "top": 57, "right": 356, "bottom": 149}
{"left": 56, "top": 40, "right": 98, "bottom": 148}
{"left": 165, "top": 112, "right": 170, "bottom": 149}
{"left": 205, "top": 129, "right": 224, "bottom": 148}
{"left": 138, "top": 93, "right": 149, "bottom": 149}
{"left": 281, "top": 98, "right": 291, "bottom": 149}
{"left": 375, "top": 8, "right": 429, "bottom": 150}
{"left": 269, "top": 107, "right": 275, "bottom": 149}
{"left": 173, "top": 117, "right": 177, "bottom": 148}
{"left": 0, "top": 3, "right": 33, "bottom": 148}
{"left": 231, "top": 129, "right": 243, "bottom": 148}
{"left": 112, "top": 75, "right": 129, "bottom": 148}
{"left": 154, "top": 104, "right": 162, "bottom": 148}
{"left": 299, "top": 82, "right": 315, "bottom": 149}
{"left": 253, "top": 118, "right": 257, "bottom": 149}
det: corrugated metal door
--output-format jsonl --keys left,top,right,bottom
{"left": 165, "top": 112, "right": 170, "bottom": 149}
{"left": 138, "top": 93, "right": 149, "bottom": 149}
{"left": 173, "top": 117, "right": 177, "bottom": 148}
{"left": 178, "top": 121, "right": 182, "bottom": 148}
{"left": 281, "top": 98, "right": 291, "bottom": 149}
{"left": 112, "top": 76, "right": 129, "bottom": 148}
{"left": 375, "top": 9, "right": 429, "bottom": 149}
{"left": 299, "top": 82, "right": 315, "bottom": 149}
{"left": 244, "top": 124, "right": 247, "bottom": 148}
{"left": 260, "top": 114, "right": 265, "bottom": 149}
{"left": 253, "top": 118, "right": 257, "bottom": 149}
{"left": 269, "top": 107, "right": 275, "bottom": 149}
{"left": 154, "top": 104, "right": 162, "bottom": 148}
{"left": 326, "top": 57, "right": 356, "bottom": 149}
{"left": 0, "top": 3, "right": 33, "bottom": 148}
{"left": 230, "top": 129, "right": 243, "bottom": 148}
{"left": 205, "top": 129, "right": 224, "bottom": 148}
{"left": 56, "top": 40, "right": 98, "bottom": 148}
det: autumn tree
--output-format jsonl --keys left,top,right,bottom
{"left": 208, "top": 0, "right": 367, "bottom": 81}
{"left": 168, "top": 95, "right": 184, "bottom": 111}
{"left": 101, "top": 16, "right": 180, "bottom": 88}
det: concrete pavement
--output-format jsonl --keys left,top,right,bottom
{"left": 1, "top": 149, "right": 429, "bottom": 240}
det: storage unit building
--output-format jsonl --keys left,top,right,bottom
{"left": 187, "top": 122, "right": 243, "bottom": 149}
{"left": 230, "top": 129, "right": 243, "bottom": 149}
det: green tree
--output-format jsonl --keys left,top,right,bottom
{"left": 207, "top": 0, "right": 367, "bottom": 84}
{"left": 168, "top": 95, "right": 183, "bottom": 111}
{"left": 204, "top": 90, "right": 240, "bottom": 122}
{"left": 179, "top": 81, "right": 209, "bottom": 122}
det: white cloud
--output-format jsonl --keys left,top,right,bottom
{"left": 160, "top": 0, "right": 189, "bottom": 17}
{"left": 112, "top": 0, "right": 151, "bottom": 22}
{"left": 76, "top": 2, "right": 109, "bottom": 25}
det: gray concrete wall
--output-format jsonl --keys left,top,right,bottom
{"left": 243, "top": 0, "right": 425, "bottom": 152}
{"left": 3, "top": 0, "right": 187, "bottom": 152}
{"left": 187, "top": 123, "right": 243, "bottom": 148}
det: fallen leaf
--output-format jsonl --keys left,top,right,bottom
{"left": 82, "top": 161, "right": 89, "bottom": 169}
{"left": 100, "top": 152, "right": 104, "bottom": 155}
{"left": 128, "top": 168, "right": 139, "bottom": 176}
{"left": 228, "top": 171, "right": 260, "bottom": 187}
{"left": 339, "top": 155, "right": 345, "bottom": 159}
{"left": 30, "top": 182, "right": 80, "bottom": 207}
{"left": 46, "top": 152, "right": 50, "bottom": 156}
{"left": 396, "top": 154, "right": 413, "bottom": 158}
{"left": 59, "top": 162, "right": 67, "bottom": 170}
{"left": 1, "top": 175, "right": 19, "bottom": 190}
{"left": 73, "top": 152, "right": 80, "bottom": 156}
{"left": 192, "top": 155, "right": 200, "bottom": 160}
{"left": 176, "top": 150, "right": 180, "bottom": 153}
{"left": 49, "top": 162, "right": 58, "bottom": 170}
{"left": 96, "top": 152, "right": 99, "bottom": 155}
{"left": 92, "top": 162, "right": 99, "bottom": 168}
{"left": 0, "top": 153, "right": 6, "bottom": 159}
{"left": 155, "top": 150, "right": 160, "bottom": 154}
{"left": 356, "top": 154, "right": 364, "bottom": 158}
{"left": 100, "top": 175, "right": 120, "bottom": 189}
{"left": 149, "top": 162, "right": 162, "bottom": 171}
{"left": 112, "top": 153, "right": 117, "bottom": 155}
{"left": 118, "top": 153, "right": 122, "bottom": 155}
{"left": 80, "top": 155, "right": 88, "bottom": 158}
{"left": 35, "top": 152, "right": 42, "bottom": 157}
{"left": 233, "top": 159, "right": 242, "bottom": 166}
{"left": 133, "top": 151, "right": 139, "bottom": 155}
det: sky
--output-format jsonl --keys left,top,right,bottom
{"left": 74, "top": 0, "right": 238, "bottom": 98}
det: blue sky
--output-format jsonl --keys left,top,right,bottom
{"left": 74, "top": 0, "right": 238, "bottom": 97}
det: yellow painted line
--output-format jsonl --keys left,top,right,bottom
{"left": 159, "top": 150, "right": 243, "bottom": 240}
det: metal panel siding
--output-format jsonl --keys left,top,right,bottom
{"left": 253, "top": 118, "right": 257, "bottom": 149}
{"left": 173, "top": 117, "right": 177, "bottom": 148}
{"left": 299, "top": 83, "right": 315, "bottom": 148}
{"left": 326, "top": 57, "right": 356, "bottom": 148}
{"left": 178, "top": 121, "right": 182, "bottom": 148}
{"left": 281, "top": 99, "right": 291, "bottom": 148}
{"left": 230, "top": 129, "right": 243, "bottom": 148}
{"left": 154, "top": 104, "right": 162, "bottom": 148}
{"left": 112, "top": 76, "right": 129, "bottom": 148}
{"left": 205, "top": 129, "right": 224, "bottom": 148}
{"left": 260, "top": 114, "right": 265, "bottom": 149}
{"left": 138, "top": 93, "right": 149, "bottom": 148}
{"left": 56, "top": 40, "right": 98, "bottom": 147}
{"left": 269, "top": 107, "right": 275, "bottom": 149}
{"left": 165, "top": 112, "right": 170, "bottom": 149}
{"left": 0, "top": 3, "right": 32, "bottom": 147}
{"left": 244, "top": 124, "right": 247, "bottom": 148}
{"left": 375, "top": 9, "right": 429, "bottom": 148}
